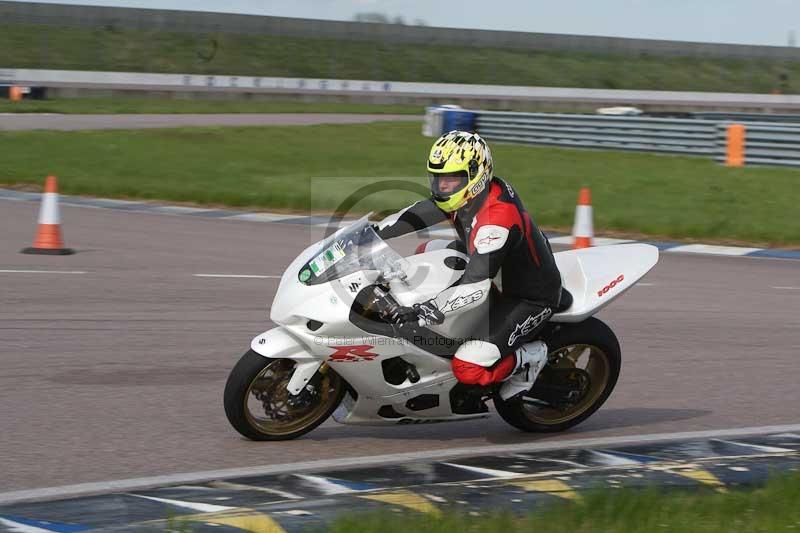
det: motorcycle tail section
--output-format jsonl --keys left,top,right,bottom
{"left": 552, "top": 243, "right": 658, "bottom": 323}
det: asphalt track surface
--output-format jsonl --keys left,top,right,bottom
{"left": 1, "top": 200, "right": 799, "bottom": 493}
{"left": 0, "top": 113, "right": 420, "bottom": 131}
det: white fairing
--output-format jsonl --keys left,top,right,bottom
{"left": 552, "top": 243, "right": 659, "bottom": 322}
{"left": 251, "top": 217, "right": 658, "bottom": 426}
{"left": 251, "top": 328, "right": 324, "bottom": 395}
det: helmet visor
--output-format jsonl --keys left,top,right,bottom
{"left": 428, "top": 170, "right": 469, "bottom": 199}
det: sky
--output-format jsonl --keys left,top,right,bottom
{"left": 6, "top": 0, "right": 800, "bottom": 47}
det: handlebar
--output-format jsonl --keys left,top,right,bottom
{"left": 372, "top": 285, "right": 401, "bottom": 320}
{"left": 380, "top": 269, "right": 407, "bottom": 282}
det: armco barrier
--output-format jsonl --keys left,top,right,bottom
{"left": 476, "top": 112, "right": 718, "bottom": 156}
{"left": 470, "top": 111, "right": 800, "bottom": 168}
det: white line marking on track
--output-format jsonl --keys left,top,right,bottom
{"left": 230, "top": 213, "right": 302, "bottom": 222}
{"left": 193, "top": 274, "right": 281, "bottom": 279}
{"left": 711, "top": 439, "right": 794, "bottom": 453}
{"left": 0, "top": 269, "right": 87, "bottom": 274}
{"left": 281, "top": 510, "right": 314, "bottom": 516}
{"left": 3, "top": 423, "right": 800, "bottom": 506}
{"left": 127, "top": 493, "right": 234, "bottom": 512}
{"left": 589, "top": 450, "right": 643, "bottom": 466}
{"left": 208, "top": 480, "right": 302, "bottom": 500}
{"left": 511, "top": 455, "right": 588, "bottom": 469}
{"left": 667, "top": 244, "right": 762, "bottom": 256}
{"left": 772, "top": 286, "right": 800, "bottom": 290}
{"left": 293, "top": 474, "right": 356, "bottom": 495}
{"left": 773, "top": 433, "right": 800, "bottom": 439}
{"left": 440, "top": 462, "right": 523, "bottom": 479}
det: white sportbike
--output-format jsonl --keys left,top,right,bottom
{"left": 224, "top": 217, "right": 659, "bottom": 440}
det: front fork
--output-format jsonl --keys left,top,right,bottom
{"left": 287, "top": 363, "right": 331, "bottom": 407}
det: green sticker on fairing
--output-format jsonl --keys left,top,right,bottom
{"left": 308, "top": 241, "right": 346, "bottom": 276}
{"left": 299, "top": 269, "right": 311, "bottom": 282}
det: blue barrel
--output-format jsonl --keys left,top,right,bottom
{"left": 441, "top": 110, "right": 477, "bottom": 133}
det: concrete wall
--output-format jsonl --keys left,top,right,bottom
{"left": 2, "top": 0, "right": 800, "bottom": 60}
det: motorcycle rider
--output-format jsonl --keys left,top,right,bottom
{"left": 375, "top": 130, "right": 563, "bottom": 400}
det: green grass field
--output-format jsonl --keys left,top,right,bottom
{"left": 328, "top": 473, "right": 800, "bottom": 533}
{"left": 2, "top": 122, "right": 798, "bottom": 246}
{"left": 1, "top": 23, "right": 798, "bottom": 93}
{"left": 0, "top": 98, "right": 424, "bottom": 115}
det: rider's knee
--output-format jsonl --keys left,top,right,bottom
{"left": 454, "top": 340, "right": 502, "bottom": 367}
{"left": 452, "top": 358, "right": 493, "bottom": 385}
{"left": 452, "top": 340, "right": 503, "bottom": 385}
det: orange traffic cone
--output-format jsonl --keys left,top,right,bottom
{"left": 572, "top": 187, "right": 594, "bottom": 249}
{"left": 21, "top": 176, "right": 74, "bottom": 255}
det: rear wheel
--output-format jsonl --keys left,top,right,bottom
{"left": 224, "top": 350, "right": 345, "bottom": 441}
{"left": 494, "top": 317, "right": 621, "bottom": 433}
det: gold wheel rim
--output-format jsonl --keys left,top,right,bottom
{"left": 522, "top": 343, "right": 610, "bottom": 425}
{"left": 244, "top": 359, "right": 341, "bottom": 437}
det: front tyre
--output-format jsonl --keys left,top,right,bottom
{"left": 224, "top": 350, "right": 345, "bottom": 441}
{"left": 494, "top": 317, "right": 621, "bottom": 433}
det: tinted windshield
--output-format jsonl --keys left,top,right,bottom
{"left": 297, "top": 217, "right": 407, "bottom": 285}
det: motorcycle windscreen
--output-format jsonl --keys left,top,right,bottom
{"left": 297, "top": 216, "right": 408, "bottom": 286}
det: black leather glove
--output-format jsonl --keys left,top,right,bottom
{"left": 389, "top": 305, "right": 417, "bottom": 327}
{"left": 390, "top": 299, "right": 444, "bottom": 327}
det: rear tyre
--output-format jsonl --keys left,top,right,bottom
{"left": 494, "top": 317, "right": 621, "bottom": 433}
{"left": 224, "top": 349, "right": 345, "bottom": 441}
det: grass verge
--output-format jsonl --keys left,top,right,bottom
{"left": 1, "top": 23, "right": 797, "bottom": 93}
{"left": 0, "top": 98, "right": 424, "bottom": 115}
{"left": 328, "top": 473, "right": 800, "bottom": 533}
{"left": 1, "top": 122, "right": 798, "bottom": 246}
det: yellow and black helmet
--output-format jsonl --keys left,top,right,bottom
{"left": 427, "top": 130, "right": 493, "bottom": 212}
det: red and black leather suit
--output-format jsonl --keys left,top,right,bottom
{"left": 375, "top": 177, "right": 563, "bottom": 385}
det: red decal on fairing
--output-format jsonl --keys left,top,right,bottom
{"left": 328, "top": 345, "right": 379, "bottom": 362}
{"left": 597, "top": 274, "right": 625, "bottom": 297}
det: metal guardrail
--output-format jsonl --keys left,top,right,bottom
{"left": 473, "top": 111, "right": 800, "bottom": 168}
{"left": 477, "top": 112, "right": 719, "bottom": 156}
{"left": 694, "top": 112, "right": 800, "bottom": 124}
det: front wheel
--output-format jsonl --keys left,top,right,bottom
{"left": 494, "top": 317, "right": 621, "bottom": 433}
{"left": 224, "top": 350, "right": 345, "bottom": 441}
